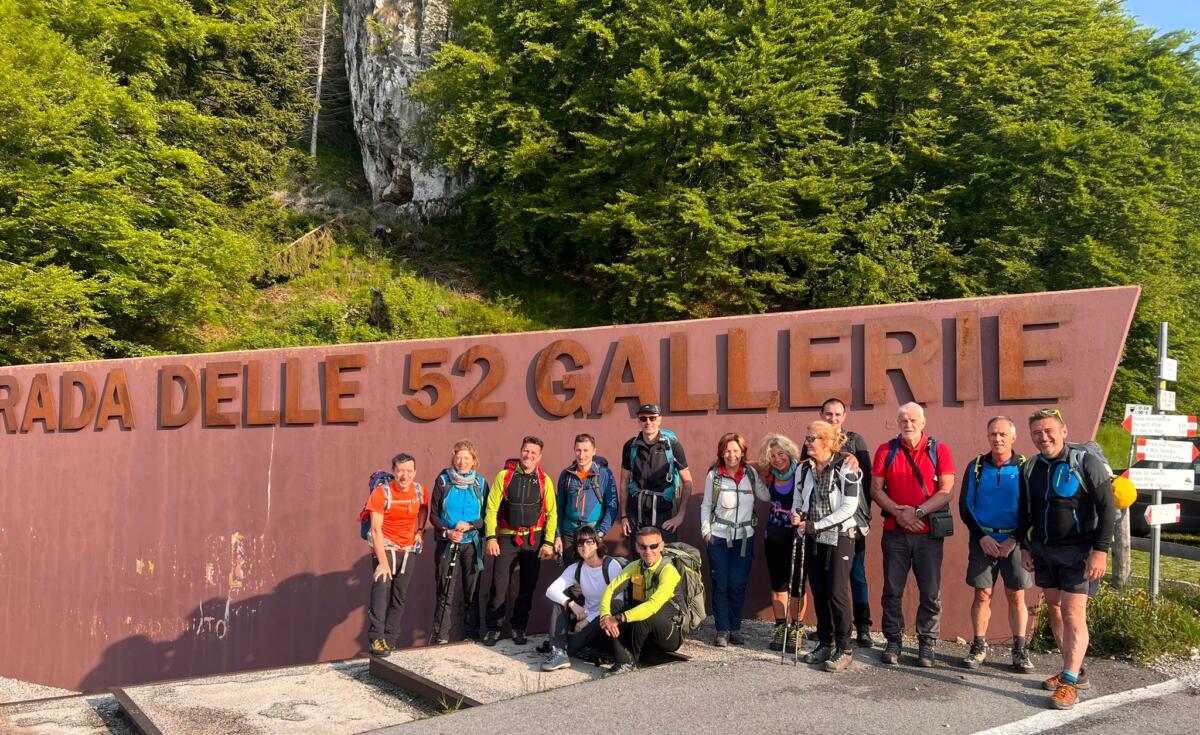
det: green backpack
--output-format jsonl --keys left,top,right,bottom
{"left": 658, "top": 542, "right": 705, "bottom": 635}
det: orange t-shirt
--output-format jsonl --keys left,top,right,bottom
{"left": 366, "top": 481, "right": 427, "bottom": 548}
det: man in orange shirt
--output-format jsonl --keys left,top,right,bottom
{"left": 367, "top": 453, "right": 429, "bottom": 656}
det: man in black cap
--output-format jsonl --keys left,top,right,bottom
{"left": 618, "top": 404, "right": 693, "bottom": 544}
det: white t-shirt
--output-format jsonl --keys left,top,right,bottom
{"left": 544, "top": 557, "right": 625, "bottom": 621}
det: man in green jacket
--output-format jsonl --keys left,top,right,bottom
{"left": 598, "top": 526, "right": 682, "bottom": 674}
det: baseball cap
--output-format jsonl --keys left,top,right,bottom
{"left": 636, "top": 403, "right": 661, "bottom": 416}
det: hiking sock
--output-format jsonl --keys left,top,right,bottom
{"left": 1061, "top": 670, "right": 1079, "bottom": 685}
{"left": 1013, "top": 636, "right": 1026, "bottom": 652}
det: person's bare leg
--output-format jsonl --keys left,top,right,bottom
{"left": 971, "top": 587, "right": 993, "bottom": 637}
{"left": 1006, "top": 588, "right": 1027, "bottom": 641}
{"left": 1060, "top": 591, "right": 1090, "bottom": 674}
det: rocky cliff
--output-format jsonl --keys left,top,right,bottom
{"left": 343, "top": 0, "right": 465, "bottom": 221}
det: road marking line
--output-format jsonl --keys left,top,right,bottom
{"left": 974, "top": 674, "right": 1199, "bottom": 734}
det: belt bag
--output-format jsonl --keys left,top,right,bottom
{"left": 900, "top": 447, "right": 955, "bottom": 539}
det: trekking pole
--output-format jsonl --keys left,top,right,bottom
{"left": 794, "top": 528, "right": 808, "bottom": 666}
{"left": 431, "top": 542, "right": 460, "bottom": 643}
{"left": 781, "top": 511, "right": 805, "bottom": 665}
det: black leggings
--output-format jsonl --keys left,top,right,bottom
{"left": 806, "top": 534, "right": 855, "bottom": 650}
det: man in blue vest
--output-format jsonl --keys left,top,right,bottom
{"left": 957, "top": 416, "right": 1033, "bottom": 672}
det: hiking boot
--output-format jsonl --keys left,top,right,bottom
{"left": 962, "top": 640, "right": 988, "bottom": 669}
{"left": 824, "top": 648, "right": 853, "bottom": 672}
{"left": 482, "top": 630, "right": 500, "bottom": 647}
{"left": 881, "top": 640, "right": 901, "bottom": 665}
{"left": 1043, "top": 668, "right": 1090, "bottom": 691}
{"left": 1050, "top": 682, "right": 1078, "bottom": 710}
{"left": 917, "top": 639, "right": 936, "bottom": 668}
{"left": 803, "top": 644, "right": 832, "bottom": 664}
{"left": 512, "top": 629, "right": 527, "bottom": 645}
{"left": 605, "top": 663, "right": 636, "bottom": 677}
{"left": 769, "top": 623, "right": 786, "bottom": 651}
{"left": 535, "top": 639, "right": 552, "bottom": 654}
{"left": 714, "top": 632, "right": 729, "bottom": 647}
{"left": 729, "top": 631, "right": 746, "bottom": 645}
{"left": 856, "top": 627, "right": 874, "bottom": 648}
{"left": 542, "top": 647, "right": 571, "bottom": 671}
{"left": 370, "top": 639, "right": 391, "bottom": 657}
{"left": 785, "top": 626, "right": 803, "bottom": 653}
{"left": 806, "top": 629, "right": 820, "bottom": 642}
{"left": 1012, "top": 647, "right": 1034, "bottom": 673}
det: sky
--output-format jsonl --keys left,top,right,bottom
{"left": 1120, "top": 0, "right": 1200, "bottom": 34}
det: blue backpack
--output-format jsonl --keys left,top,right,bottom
{"left": 358, "top": 471, "right": 394, "bottom": 540}
{"left": 628, "top": 428, "right": 682, "bottom": 501}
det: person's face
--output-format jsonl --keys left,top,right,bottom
{"left": 721, "top": 440, "right": 743, "bottom": 469}
{"left": 1030, "top": 418, "right": 1067, "bottom": 458}
{"left": 392, "top": 460, "right": 416, "bottom": 486}
{"left": 452, "top": 449, "right": 474, "bottom": 473}
{"left": 636, "top": 533, "right": 664, "bottom": 566}
{"left": 576, "top": 535, "right": 599, "bottom": 561}
{"left": 638, "top": 414, "right": 661, "bottom": 436}
{"left": 520, "top": 442, "right": 542, "bottom": 471}
{"left": 769, "top": 447, "right": 792, "bottom": 471}
{"left": 821, "top": 402, "right": 846, "bottom": 429}
{"left": 804, "top": 423, "right": 830, "bottom": 459}
{"left": 574, "top": 440, "right": 596, "bottom": 468}
{"left": 898, "top": 408, "right": 925, "bottom": 442}
{"left": 987, "top": 421, "right": 1016, "bottom": 458}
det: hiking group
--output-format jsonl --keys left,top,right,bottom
{"left": 360, "top": 401, "right": 1116, "bottom": 710}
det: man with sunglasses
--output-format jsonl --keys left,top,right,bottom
{"left": 619, "top": 404, "right": 693, "bottom": 544}
{"left": 1016, "top": 409, "right": 1114, "bottom": 711}
{"left": 598, "top": 527, "right": 684, "bottom": 674}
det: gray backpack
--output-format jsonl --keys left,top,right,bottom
{"left": 658, "top": 542, "right": 705, "bottom": 634}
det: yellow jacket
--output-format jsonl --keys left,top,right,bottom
{"left": 484, "top": 465, "right": 557, "bottom": 546}
{"left": 600, "top": 556, "right": 681, "bottom": 622}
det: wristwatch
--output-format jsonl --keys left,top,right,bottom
{"left": 914, "top": 507, "right": 926, "bottom": 519}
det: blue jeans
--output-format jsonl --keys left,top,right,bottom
{"left": 708, "top": 536, "right": 754, "bottom": 632}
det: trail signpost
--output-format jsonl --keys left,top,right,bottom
{"left": 1144, "top": 503, "right": 1182, "bottom": 527}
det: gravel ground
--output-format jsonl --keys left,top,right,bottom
{"left": 0, "top": 676, "right": 74, "bottom": 705}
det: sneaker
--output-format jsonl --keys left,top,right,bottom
{"left": 370, "top": 639, "right": 391, "bottom": 657}
{"left": 962, "top": 640, "right": 988, "bottom": 669}
{"left": 714, "top": 632, "right": 729, "bottom": 647}
{"left": 433, "top": 637, "right": 450, "bottom": 645}
{"left": 482, "top": 630, "right": 501, "bottom": 647}
{"left": 1043, "top": 668, "right": 1090, "bottom": 691}
{"left": 729, "top": 631, "right": 745, "bottom": 645}
{"left": 917, "top": 639, "right": 936, "bottom": 668}
{"left": 542, "top": 647, "right": 571, "bottom": 671}
{"left": 769, "top": 623, "right": 786, "bottom": 651}
{"left": 824, "top": 649, "right": 853, "bottom": 672}
{"left": 856, "top": 627, "right": 874, "bottom": 648}
{"left": 605, "top": 663, "right": 636, "bottom": 677}
{"left": 881, "top": 641, "right": 901, "bottom": 665}
{"left": 512, "top": 630, "right": 527, "bottom": 645}
{"left": 1050, "top": 682, "right": 1078, "bottom": 710}
{"left": 1012, "top": 647, "right": 1034, "bottom": 673}
{"left": 803, "top": 644, "right": 832, "bottom": 664}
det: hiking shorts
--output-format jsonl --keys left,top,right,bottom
{"left": 1029, "top": 541, "right": 1100, "bottom": 596}
{"left": 966, "top": 536, "right": 1031, "bottom": 591}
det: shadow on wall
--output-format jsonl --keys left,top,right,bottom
{"left": 78, "top": 556, "right": 391, "bottom": 693}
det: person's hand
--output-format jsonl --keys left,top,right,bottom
{"left": 997, "top": 538, "right": 1018, "bottom": 557}
{"left": 448, "top": 529, "right": 464, "bottom": 543}
{"left": 373, "top": 561, "right": 392, "bottom": 583}
{"left": 554, "top": 537, "right": 563, "bottom": 555}
{"left": 790, "top": 512, "right": 804, "bottom": 527}
{"left": 795, "top": 520, "right": 808, "bottom": 535}
{"left": 662, "top": 514, "right": 683, "bottom": 532}
{"left": 842, "top": 453, "right": 861, "bottom": 472}
{"left": 1085, "top": 550, "right": 1107, "bottom": 581}
{"left": 567, "top": 601, "right": 586, "bottom": 620}
{"left": 703, "top": 533, "right": 712, "bottom": 544}
{"left": 979, "top": 536, "right": 1002, "bottom": 558}
{"left": 600, "top": 615, "right": 620, "bottom": 637}
{"left": 486, "top": 539, "right": 500, "bottom": 557}
{"left": 621, "top": 517, "right": 632, "bottom": 537}
{"left": 539, "top": 544, "right": 555, "bottom": 560}
{"left": 1020, "top": 549, "right": 1035, "bottom": 573}
{"left": 454, "top": 522, "right": 472, "bottom": 532}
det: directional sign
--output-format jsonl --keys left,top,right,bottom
{"left": 1123, "top": 467, "right": 1197, "bottom": 492}
{"left": 1135, "top": 438, "right": 1200, "bottom": 464}
{"left": 1161, "top": 357, "right": 1178, "bottom": 382}
{"left": 1158, "top": 390, "right": 1176, "bottom": 412}
{"left": 1144, "top": 503, "right": 1182, "bottom": 526}
{"left": 1125, "top": 403, "right": 1153, "bottom": 419}
{"left": 1122, "top": 414, "right": 1198, "bottom": 438}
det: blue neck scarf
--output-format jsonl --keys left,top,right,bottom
{"left": 771, "top": 460, "right": 798, "bottom": 482}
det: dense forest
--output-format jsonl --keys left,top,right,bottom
{"left": 2, "top": 0, "right": 1199, "bottom": 420}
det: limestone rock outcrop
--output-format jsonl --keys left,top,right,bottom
{"left": 343, "top": 0, "right": 465, "bottom": 220}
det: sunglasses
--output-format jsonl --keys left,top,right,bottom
{"left": 638, "top": 416, "right": 660, "bottom": 423}
{"left": 576, "top": 538, "right": 598, "bottom": 547}
{"left": 636, "top": 542, "right": 662, "bottom": 551}
{"left": 804, "top": 434, "right": 820, "bottom": 443}
{"left": 1029, "top": 408, "right": 1064, "bottom": 422}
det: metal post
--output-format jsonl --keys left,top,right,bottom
{"left": 1149, "top": 322, "right": 1168, "bottom": 600}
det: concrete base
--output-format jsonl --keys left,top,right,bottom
{"left": 115, "top": 660, "right": 431, "bottom": 735}
{"left": 0, "top": 694, "right": 131, "bottom": 735}
{"left": 377, "top": 636, "right": 611, "bottom": 706}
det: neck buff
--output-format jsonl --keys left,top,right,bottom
{"left": 448, "top": 468, "right": 477, "bottom": 487}
{"left": 771, "top": 460, "right": 798, "bottom": 482}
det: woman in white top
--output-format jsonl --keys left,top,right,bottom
{"left": 701, "top": 432, "right": 769, "bottom": 647}
{"left": 791, "top": 420, "right": 862, "bottom": 672}
{"left": 541, "top": 525, "right": 624, "bottom": 671}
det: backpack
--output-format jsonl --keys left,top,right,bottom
{"left": 628, "top": 428, "right": 682, "bottom": 502}
{"left": 573, "top": 555, "right": 623, "bottom": 587}
{"left": 844, "top": 431, "right": 873, "bottom": 531}
{"left": 965, "top": 454, "right": 1026, "bottom": 537}
{"left": 708, "top": 465, "right": 760, "bottom": 538}
{"left": 657, "top": 542, "right": 705, "bottom": 635}
{"left": 498, "top": 459, "right": 550, "bottom": 542}
{"left": 359, "top": 471, "right": 394, "bottom": 540}
{"left": 1020, "top": 442, "right": 1113, "bottom": 529}
{"left": 882, "top": 436, "right": 940, "bottom": 486}
{"left": 565, "top": 457, "right": 609, "bottom": 522}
